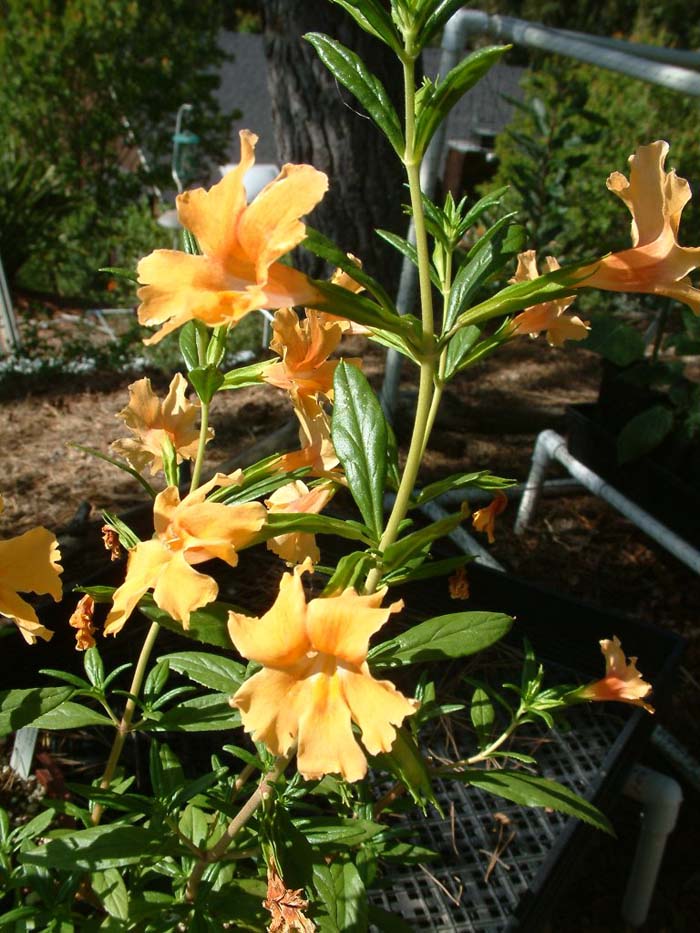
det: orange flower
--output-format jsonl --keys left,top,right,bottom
{"left": 274, "top": 393, "right": 340, "bottom": 475}
{"left": 265, "top": 480, "right": 335, "bottom": 564}
{"left": 263, "top": 308, "right": 345, "bottom": 402}
{"left": 228, "top": 561, "right": 418, "bottom": 782}
{"left": 471, "top": 493, "right": 508, "bottom": 544}
{"left": 136, "top": 130, "right": 328, "bottom": 344}
{"left": 570, "top": 636, "right": 654, "bottom": 713}
{"left": 104, "top": 473, "right": 266, "bottom": 635}
{"left": 580, "top": 141, "right": 700, "bottom": 313}
{"left": 69, "top": 594, "right": 96, "bottom": 651}
{"left": 0, "top": 496, "right": 62, "bottom": 644}
{"left": 510, "top": 252, "right": 589, "bottom": 347}
{"left": 111, "top": 374, "right": 211, "bottom": 475}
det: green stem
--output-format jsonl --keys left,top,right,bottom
{"left": 91, "top": 621, "right": 161, "bottom": 825}
{"left": 189, "top": 399, "right": 210, "bottom": 493}
{"left": 185, "top": 753, "right": 291, "bottom": 902}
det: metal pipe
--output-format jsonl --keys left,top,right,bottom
{"left": 554, "top": 28, "right": 700, "bottom": 70}
{"left": 514, "top": 430, "right": 700, "bottom": 574}
{"left": 438, "top": 477, "right": 583, "bottom": 508}
{"left": 621, "top": 765, "right": 683, "bottom": 927}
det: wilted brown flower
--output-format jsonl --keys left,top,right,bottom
{"left": 101, "top": 525, "right": 123, "bottom": 561}
{"left": 69, "top": 594, "right": 96, "bottom": 651}
{"left": 263, "top": 863, "right": 315, "bottom": 932}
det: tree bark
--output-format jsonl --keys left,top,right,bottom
{"left": 261, "top": 0, "right": 406, "bottom": 286}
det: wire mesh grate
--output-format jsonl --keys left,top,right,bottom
{"left": 369, "top": 704, "right": 623, "bottom": 932}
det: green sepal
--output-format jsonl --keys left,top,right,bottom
{"left": 332, "top": 361, "right": 388, "bottom": 542}
{"left": 220, "top": 358, "right": 276, "bottom": 390}
{"left": 182, "top": 228, "right": 202, "bottom": 255}
{"left": 188, "top": 364, "right": 224, "bottom": 404}
{"left": 179, "top": 321, "right": 201, "bottom": 371}
{"left": 369, "top": 611, "right": 513, "bottom": 669}
{"left": 305, "top": 33, "right": 404, "bottom": 155}
{"left": 206, "top": 325, "right": 229, "bottom": 366}
{"left": 455, "top": 769, "right": 614, "bottom": 835}
{"left": 161, "top": 436, "right": 179, "bottom": 487}
{"left": 414, "top": 46, "right": 508, "bottom": 157}
{"left": 414, "top": 469, "right": 515, "bottom": 506}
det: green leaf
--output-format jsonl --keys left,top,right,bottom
{"left": 305, "top": 34, "right": 403, "bottom": 154}
{"left": 415, "top": 47, "right": 508, "bottom": 156}
{"left": 264, "top": 512, "right": 371, "bottom": 543}
{"left": 332, "top": 361, "right": 388, "bottom": 541}
{"left": 617, "top": 404, "right": 674, "bottom": 464}
{"left": 293, "top": 817, "right": 383, "bottom": 848}
{"left": 138, "top": 595, "right": 233, "bottom": 648}
{"left": 101, "top": 510, "right": 141, "bottom": 550}
{"left": 311, "top": 279, "right": 418, "bottom": 348}
{"left": 445, "top": 215, "right": 525, "bottom": 330}
{"left": 321, "top": 550, "right": 374, "bottom": 595}
{"left": 158, "top": 651, "right": 245, "bottom": 694}
{"left": 98, "top": 265, "right": 138, "bottom": 284}
{"left": 326, "top": 0, "right": 401, "bottom": 52}
{"left": 470, "top": 687, "right": 495, "bottom": 740}
{"left": 30, "top": 701, "right": 113, "bottom": 730}
{"left": 303, "top": 227, "right": 397, "bottom": 312}
{"left": 380, "top": 553, "right": 470, "bottom": 587}
{"left": 22, "top": 824, "right": 170, "bottom": 870}
{"left": 313, "top": 861, "right": 368, "bottom": 932}
{"left": 149, "top": 740, "right": 185, "bottom": 798}
{"left": 415, "top": 469, "right": 515, "bottom": 507}
{"left": 161, "top": 436, "right": 179, "bottom": 487}
{"left": 0, "top": 687, "right": 73, "bottom": 737}
{"left": 456, "top": 769, "right": 614, "bottom": 834}
{"left": 375, "top": 229, "right": 441, "bottom": 290}
{"left": 151, "top": 693, "right": 238, "bottom": 732}
{"left": 582, "top": 314, "right": 646, "bottom": 366}
{"left": 415, "top": 0, "right": 472, "bottom": 49}
{"left": 444, "top": 324, "right": 482, "bottom": 379}
{"left": 220, "top": 358, "right": 275, "bottom": 390}
{"left": 92, "top": 868, "right": 129, "bottom": 920}
{"left": 382, "top": 509, "right": 465, "bottom": 570}
{"left": 71, "top": 446, "right": 155, "bottom": 500}
{"left": 375, "top": 727, "right": 437, "bottom": 811}
{"left": 179, "top": 321, "right": 201, "bottom": 371}
{"left": 369, "top": 611, "right": 513, "bottom": 668}
{"left": 188, "top": 364, "right": 224, "bottom": 404}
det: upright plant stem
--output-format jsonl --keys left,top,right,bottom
{"left": 189, "top": 399, "right": 210, "bottom": 493}
{"left": 365, "top": 54, "right": 438, "bottom": 594}
{"left": 91, "top": 620, "right": 161, "bottom": 825}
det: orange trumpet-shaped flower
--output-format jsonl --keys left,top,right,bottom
{"left": 580, "top": 141, "right": 700, "bottom": 313}
{"left": 104, "top": 473, "right": 266, "bottom": 635}
{"left": 136, "top": 130, "right": 328, "bottom": 344}
{"left": 471, "top": 492, "right": 508, "bottom": 544}
{"left": 0, "top": 496, "right": 62, "bottom": 644}
{"left": 111, "top": 374, "right": 211, "bottom": 475}
{"left": 263, "top": 308, "right": 345, "bottom": 402}
{"left": 228, "top": 561, "right": 418, "bottom": 782}
{"left": 569, "top": 636, "right": 654, "bottom": 713}
{"left": 265, "top": 480, "right": 335, "bottom": 565}
{"left": 274, "top": 396, "right": 340, "bottom": 475}
{"left": 510, "top": 252, "right": 589, "bottom": 347}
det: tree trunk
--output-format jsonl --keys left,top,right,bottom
{"left": 261, "top": 0, "right": 406, "bottom": 286}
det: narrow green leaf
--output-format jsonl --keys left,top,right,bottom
{"left": 92, "top": 868, "right": 129, "bottom": 920}
{"left": 151, "top": 693, "right": 238, "bottom": 732}
{"left": 415, "top": 47, "right": 508, "bottom": 156}
{"left": 179, "top": 321, "right": 200, "bottom": 371}
{"left": 326, "top": 0, "right": 401, "bottom": 52}
{"left": 321, "top": 551, "right": 374, "bottom": 595}
{"left": 369, "top": 611, "right": 513, "bottom": 668}
{"left": 83, "top": 647, "right": 104, "bottom": 688}
{"left": 294, "top": 817, "right": 383, "bottom": 848}
{"left": 158, "top": 651, "right": 245, "bottom": 694}
{"left": 456, "top": 769, "right": 614, "bottom": 834}
{"left": 470, "top": 687, "right": 495, "bottom": 738}
{"left": 188, "top": 364, "right": 224, "bottom": 404}
{"left": 303, "top": 227, "right": 397, "bottom": 312}
{"left": 221, "top": 358, "right": 275, "bottom": 390}
{"left": 264, "top": 512, "right": 371, "bottom": 543}
{"left": 375, "top": 229, "right": 441, "bottom": 290}
{"left": 382, "top": 509, "right": 465, "bottom": 570}
{"left": 29, "top": 701, "right": 113, "bottom": 730}
{"left": 98, "top": 265, "right": 137, "bottom": 284}
{"left": 375, "top": 727, "right": 437, "bottom": 811}
{"left": 617, "top": 405, "right": 674, "bottom": 464}
{"left": 380, "top": 553, "right": 471, "bottom": 587}
{"left": 312, "top": 860, "right": 368, "bottom": 932}
{"left": 101, "top": 510, "right": 141, "bottom": 550}
{"left": 71, "top": 445, "right": 155, "bottom": 499}
{"left": 415, "top": 469, "right": 515, "bottom": 506}
{"left": 22, "top": 825, "right": 169, "bottom": 870}
{"left": 305, "top": 33, "right": 404, "bottom": 154}
{"left": 137, "top": 595, "right": 233, "bottom": 649}
{"left": 311, "top": 279, "right": 418, "bottom": 347}
{"left": 445, "top": 324, "right": 482, "bottom": 379}
{"left": 332, "top": 361, "right": 388, "bottom": 541}
{"left": 415, "top": 0, "right": 471, "bottom": 49}
{"left": 0, "top": 687, "right": 73, "bottom": 737}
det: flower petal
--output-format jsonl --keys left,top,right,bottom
{"left": 151, "top": 550, "right": 218, "bottom": 628}
{"left": 341, "top": 666, "right": 418, "bottom": 756}
{"left": 232, "top": 666, "right": 307, "bottom": 756}
{"left": 296, "top": 671, "right": 368, "bottom": 782}
{"left": 0, "top": 586, "right": 54, "bottom": 644}
{"left": 227, "top": 561, "right": 313, "bottom": 667}
{"left": 0, "top": 526, "right": 62, "bottom": 600}
{"left": 104, "top": 539, "right": 171, "bottom": 636}
{"left": 305, "top": 588, "right": 403, "bottom": 666}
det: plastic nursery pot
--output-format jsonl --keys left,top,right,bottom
{"left": 363, "top": 557, "right": 683, "bottom": 933}
{"left": 565, "top": 402, "right": 700, "bottom": 550}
